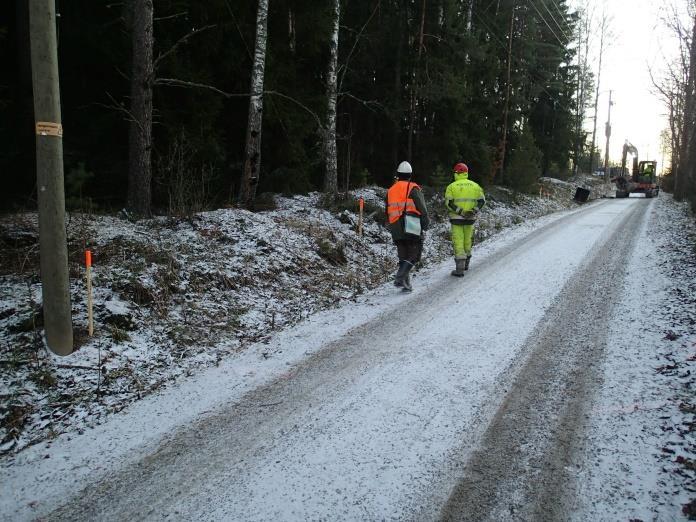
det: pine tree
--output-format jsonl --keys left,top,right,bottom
{"left": 127, "top": 0, "right": 154, "bottom": 217}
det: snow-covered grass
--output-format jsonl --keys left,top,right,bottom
{"left": 0, "top": 177, "right": 601, "bottom": 457}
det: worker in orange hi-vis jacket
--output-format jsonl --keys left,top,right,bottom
{"left": 385, "top": 161, "right": 430, "bottom": 292}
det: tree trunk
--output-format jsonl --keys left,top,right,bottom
{"left": 288, "top": 6, "right": 296, "bottom": 54}
{"left": 392, "top": 2, "right": 406, "bottom": 167}
{"left": 239, "top": 0, "right": 270, "bottom": 206}
{"left": 589, "top": 12, "right": 608, "bottom": 176}
{"left": 573, "top": 3, "right": 591, "bottom": 173}
{"left": 323, "top": 0, "right": 340, "bottom": 194}
{"left": 675, "top": 14, "right": 696, "bottom": 201}
{"left": 407, "top": 0, "right": 427, "bottom": 162}
{"left": 127, "top": 0, "right": 154, "bottom": 217}
{"left": 491, "top": 3, "right": 515, "bottom": 184}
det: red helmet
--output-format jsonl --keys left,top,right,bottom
{"left": 453, "top": 162, "right": 468, "bottom": 173}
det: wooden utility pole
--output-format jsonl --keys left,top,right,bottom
{"left": 604, "top": 90, "right": 613, "bottom": 183}
{"left": 28, "top": 0, "right": 73, "bottom": 355}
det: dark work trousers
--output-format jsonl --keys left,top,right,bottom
{"left": 395, "top": 238, "right": 423, "bottom": 265}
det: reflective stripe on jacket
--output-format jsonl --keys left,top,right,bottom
{"left": 445, "top": 172, "right": 485, "bottom": 222}
{"left": 387, "top": 181, "right": 422, "bottom": 224}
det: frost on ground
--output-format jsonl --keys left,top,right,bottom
{"left": 574, "top": 195, "right": 696, "bottom": 520}
{"left": 0, "top": 178, "right": 584, "bottom": 457}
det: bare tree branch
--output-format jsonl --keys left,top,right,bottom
{"left": 102, "top": 92, "right": 145, "bottom": 133}
{"left": 223, "top": 0, "right": 253, "bottom": 61}
{"left": 338, "top": 91, "right": 386, "bottom": 114}
{"left": 154, "top": 77, "right": 250, "bottom": 97}
{"left": 338, "top": 2, "right": 380, "bottom": 94}
{"left": 154, "top": 11, "right": 188, "bottom": 22}
{"left": 153, "top": 25, "right": 216, "bottom": 70}
{"left": 153, "top": 78, "right": 323, "bottom": 128}
{"left": 265, "top": 90, "right": 323, "bottom": 128}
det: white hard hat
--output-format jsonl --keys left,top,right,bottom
{"left": 396, "top": 161, "right": 412, "bottom": 174}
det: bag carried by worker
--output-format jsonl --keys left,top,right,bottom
{"left": 400, "top": 181, "right": 422, "bottom": 238}
{"left": 403, "top": 213, "right": 421, "bottom": 237}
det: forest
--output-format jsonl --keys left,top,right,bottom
{"left": 1, "top": 0, "right": 589, "bottom": 215}
{"left": 2, "top": 1, "right": 695, "bottom": 215}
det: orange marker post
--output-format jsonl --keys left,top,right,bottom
{"left": 85, "top": 250, "right": 93, "bottom": 336}
{"left": 358, "top": 197, "right": 364, "bottom": 237}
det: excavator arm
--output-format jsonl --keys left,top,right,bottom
{"left": 620, "top": 141, "right": 638, "bottom": 177}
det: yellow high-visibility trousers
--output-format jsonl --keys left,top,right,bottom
{"left": 450, "top": 223, "right": 474, "bottom": 259}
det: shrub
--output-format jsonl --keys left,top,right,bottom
{"left": 259, "top": 167, "right": 314, "bottom": 196}
{"left": 65, "top": 162, "right": 95, "bottom": 210}
{"left": 252, "top": 192, "right": 277, "bottom": 211}
{"left": 429, "top": 165, "right": 451, "bottom": 191}
{"left": 317, "top": 239, "right": 347, "bottom": 266}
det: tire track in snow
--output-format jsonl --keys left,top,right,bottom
{"left": 438, "top": 199, "right": 650, "bottom": 521}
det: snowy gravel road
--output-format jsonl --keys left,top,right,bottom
{"left": 6, "top": 198, "right": 656, "bottom": 521}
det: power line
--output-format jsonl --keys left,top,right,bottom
{"left": 540, "top": 0, "right": 572, "bottom": 36}
{"left": 471, "top": 7, "right": 569, "bottom": 105}
{"left": 527, "top": 0, "right": 566, "bottom": 48}
{"left": 546, "top": 0, "right": 574, "bottom": 34}
{"left": 539, "top": 0, "right": 570, "bottom": 41}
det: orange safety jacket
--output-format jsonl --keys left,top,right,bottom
{"left": 386, "top": 180, "right": 422, "bottom": 224}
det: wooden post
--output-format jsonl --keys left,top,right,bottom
{"left": 358, "top": 197, "right": 364, "bottom": 237}
{"left": 85, "top": 250, "right": 93, "bottom": 336}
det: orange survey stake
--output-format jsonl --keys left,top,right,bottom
{"left": 359, "top": 197, "right": 364, "bottom": 210}
{"left": 85, "top": 250, "right": 92, "bottom": 267}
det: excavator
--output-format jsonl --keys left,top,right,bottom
{"left": 612, "top": 141, "right": 660, "bottom": 198}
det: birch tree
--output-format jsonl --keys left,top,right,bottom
{"left": 323, "top": 0, "right": 340, "bottom": 194}
{"left": 239, "top": 0, "right": 270, "bottom": 207}
{"left": 127, "top": 0, "right": 154, "bottom": 217}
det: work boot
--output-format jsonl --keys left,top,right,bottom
{"left": 401, "top": 261, "right": 414, "bottom": 292}
{"left": 394, "top": 260, "right": 407, "bottom": 287}
{"left": 451, "top": 258, "right": 466, "bottom": 277}
{"left": 464, "top": 255, "right": 472, "bottom": 271}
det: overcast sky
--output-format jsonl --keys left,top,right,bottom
{"left": 570, "top": 0, "right": 686, "bottom": 171}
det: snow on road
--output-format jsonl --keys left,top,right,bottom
{"left": 2, "top": 197, "right": 692, "bottom": 520}
{"left": 573, "top": 196, "right": 696, "bottom": 521}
